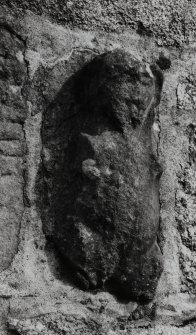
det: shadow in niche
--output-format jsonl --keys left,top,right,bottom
{"left": 35, "top": 63, "right": 123, "bottom": 295}
{"left": 35, "top": 59, "right": 118, "bottom": 292}
{"left": 44, "top": 239, "right": 85, "bottom": 288}
{"left": 35, "top": 67, "right": 88, "bottom": 287}
{"left": 44, "top": 239, "right": 136, "bottom": 304}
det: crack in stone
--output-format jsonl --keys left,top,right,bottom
{"left": 0, "top": 23, "right": 26, "bottom": 44}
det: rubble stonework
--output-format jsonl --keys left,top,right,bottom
{"left": 1, "top": 3, "right": 196, "bottom": 335}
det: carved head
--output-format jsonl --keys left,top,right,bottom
{"left": 75, "top": 49, "right": 163, "bottom": 133}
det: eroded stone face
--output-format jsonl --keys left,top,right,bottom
{"left": 42, "top": 49, "right": 163, "bottom": 302}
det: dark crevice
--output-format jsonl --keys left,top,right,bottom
{"left": 176, "top": 316, "right": 196, "bottom": 328}
{"left": 7, "top": 330, "right": 21, "bottom": 335}
{"left": 137, "top": 21, "right": 153, "bottom": 37}
{"left": 0, "top": 23, "right": 26, "bottom": 44}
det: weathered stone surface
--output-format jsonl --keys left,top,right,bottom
{"left": 175, "top": 79, "right": 196, "bottom": 295}
{"left": 8, "top": 310, "right": 196, "bottom": 335}
{"left": 42, "top": 49, "right": 163, "bottom": 302}
{"left": 0, "top": 25, "right": 27, "bottom": 271}
{"left": 2, "top": 0, "right": 196, "bottom": 47}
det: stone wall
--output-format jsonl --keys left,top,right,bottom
{"left": 0, "top": 2, "right": 196, "bottom": 334}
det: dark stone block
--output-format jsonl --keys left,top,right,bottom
{"left": 41, "top": 49, "right": 164, "bottom": 302}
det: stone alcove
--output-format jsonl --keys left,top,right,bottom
{"left": 39, "top": 49, "right": 164, "bottom": 303}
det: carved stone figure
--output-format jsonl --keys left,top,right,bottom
{"left": 43, "top": 49, "right": 164, "bottom": 302}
